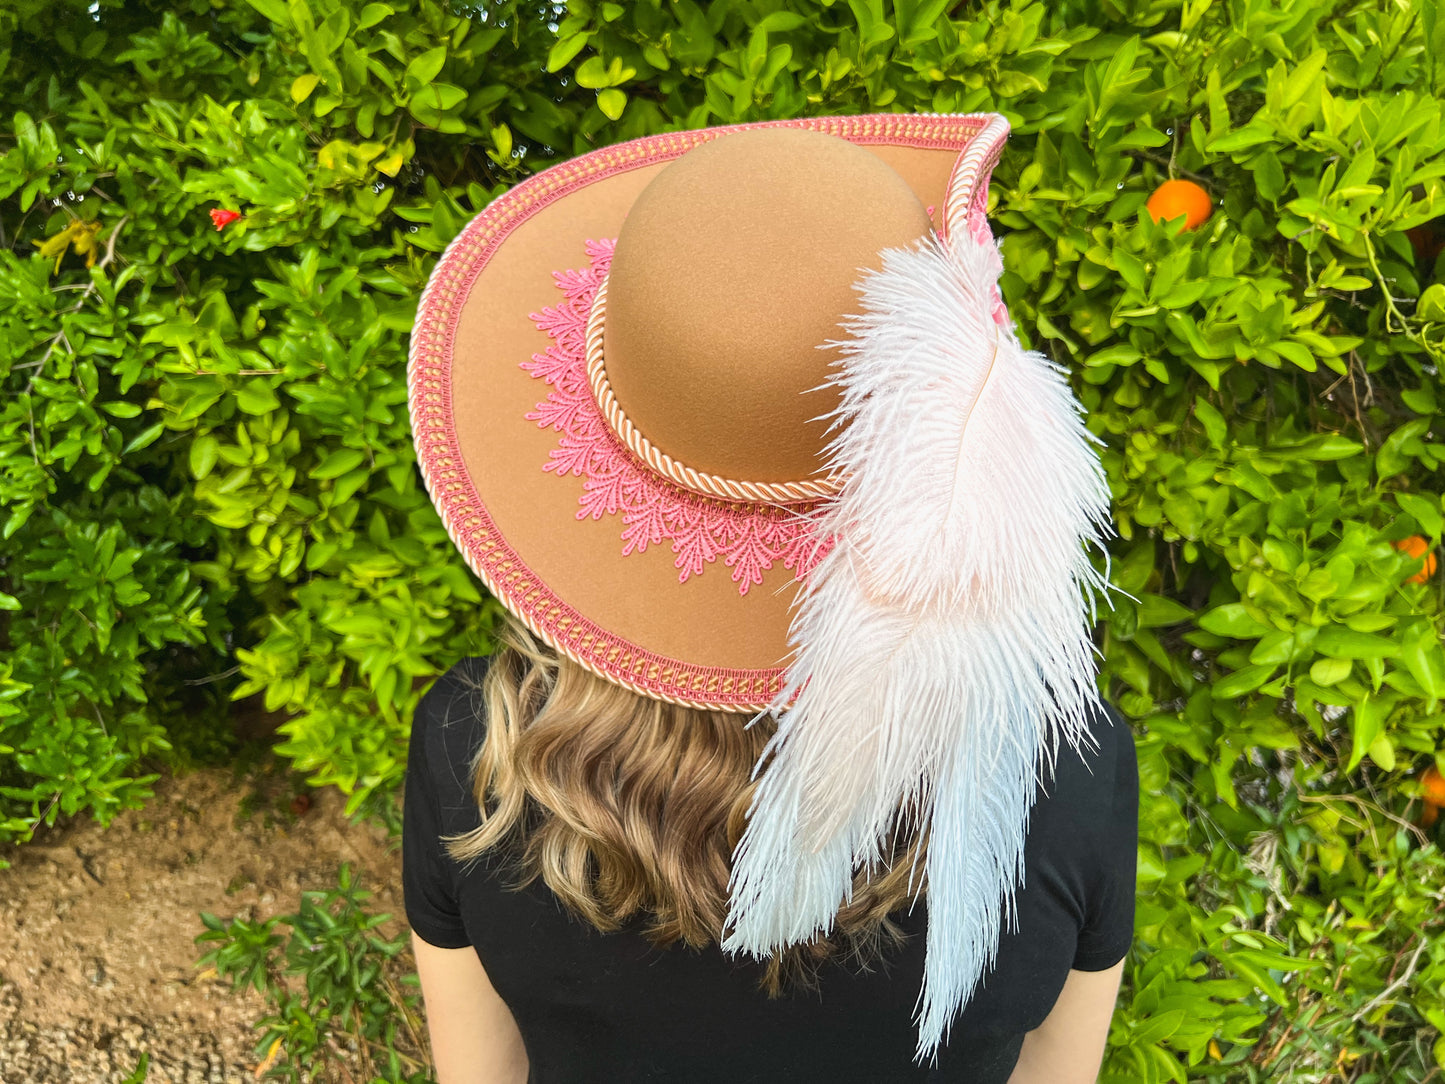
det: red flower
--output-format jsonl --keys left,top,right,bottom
{"left": 209, "top": 208, "right": 242, "bottom": 231}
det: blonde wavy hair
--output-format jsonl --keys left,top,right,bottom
{"left": 444, "top": 613, "right": 923, "bottom": 991}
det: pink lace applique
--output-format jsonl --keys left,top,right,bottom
{"left": 523, "top": 239, "right": 827, "bottom": 595}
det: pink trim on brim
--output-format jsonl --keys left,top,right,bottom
{"left": 408, "top": 114, "right": 1006, "bottom": 711}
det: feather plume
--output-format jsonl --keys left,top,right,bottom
{"left": 723, "top": 223, "right": 1113, "bottom": 1062}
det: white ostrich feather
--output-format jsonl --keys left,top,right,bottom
{"left": 722, "top": 224, "right": 1113, "bottom": 1062}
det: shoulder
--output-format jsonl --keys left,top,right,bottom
{"left": 416, "top": 655, "right": 492, "bottom": 731}
{"left": 1035, "top": 699, "right": 1138, "bottom": 819}
{"left": 408, "top": 656, "right": 493, "bottom": 833}
{"left": 413, "top": 653, "right": 491, "bottom": 722}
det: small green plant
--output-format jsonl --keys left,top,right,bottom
{"left": 196, "top": 864, "right": 432, "bottom": 1084}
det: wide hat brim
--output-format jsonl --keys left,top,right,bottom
{"left": 408, "top": 113, "right": 1007, "bottom": 711}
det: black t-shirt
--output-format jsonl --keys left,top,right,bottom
{"left": 403, "top": 657, "right": 1138, "bottom": 1083}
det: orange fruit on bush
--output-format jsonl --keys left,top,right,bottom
{"left": 1145, "top": 179, "right": 1213, "bottom": 231}
{"left": 1422, "top": 765, "right": 1445, "bottom": 806}
{"left": 1392, "top": 535, "right": 1438, "bottom": 583}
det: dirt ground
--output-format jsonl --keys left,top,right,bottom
{"left": 0, "top": 754, "right": 408, "bottom": 1084}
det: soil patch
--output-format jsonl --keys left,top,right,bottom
{"left": 0, "top": 763, "right": 405, "bottom": 1084}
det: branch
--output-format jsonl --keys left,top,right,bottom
{"left": 21, "top": 215, "right": 130, "bottom": 464}
{"left": 24, "top": 214, "right": 130, "bottom": 395}
{"left": 1350, "top": 935, "right": 1428, "bottom": 1024}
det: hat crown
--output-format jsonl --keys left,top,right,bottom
{"left": 603, "top": 129, "right": 934, "bottom": 487}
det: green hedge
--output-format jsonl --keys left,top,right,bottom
{"left": 3, "top": 0, "right": 1445, "bottom": 1078}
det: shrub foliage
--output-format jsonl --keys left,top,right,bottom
{"left": 3, "top": 0, "right": 1445, "bottom": 1078}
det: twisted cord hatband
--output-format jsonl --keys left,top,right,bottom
{"left": 584, "top": 275, "right": 842, "bottom": 504}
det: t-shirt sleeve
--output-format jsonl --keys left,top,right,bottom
{"left": 1070, "top": 703, "right": 1139, "bottom": 971}
{"left": 402, "top": 662, "right": 484, "bottom": 950}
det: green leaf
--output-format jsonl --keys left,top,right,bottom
{"left": 333, "top": 467, "right": 369, "bottom": 505}
{"left": 122, "top": 422, "right": 165, "bottom": 455}
{"left": 306, "top": 540, "right": 339, "bottom": 571}
{"left": 1249, "top": 630, "right": 1298, "bottom": 666}
{"left": 1347, "top": 692, "right": 1395, "bottom": 773}
{"left": 756, "top": 11, "right": 808, "bottom": 32}
{"left": 1367, "top": 732, "right": 1396, "bottom": 771}
{"left": 1402, "top": 384, "right": 1436, "bottom": 415}
{"left": 547, "top": 33, "right": 591, "bottom": 72}
{"left": 1130, "top": 1008, "right": 1187, "bottom": 1046}
{"left": 1252, "top": 152, "right": 1286, "bottom": 202}
{"left": 235, "top": 382, "right": 280, "bottom": 415}
{"left": 243, "top": 0, "right": 292, "bottom": 26}
{"left": 490, "top": 124, "right": 512, "bottom": 161}
{"left": 1207, "top": 125, "right": 1272, "bottom": 153}
{"left": 1137, "top": 594, "right": 1192, "bottom": 628}
{"left": 190, "top": 434, "right": 220, "bottom": 480}
{"left": 1295, "top": 434, "right": 1363, "bottom": 460}
{"left": 1193, "top": 397, "right": 1226, "bottom": 449}
{"left": 3, "top": 505, "right": 34, "bottom": 540}
{"left": 1378, "top": 419, "right": 1431, "bottom": 477}
{"left": 574, "top": 56, "right": 611, "bottom": 89}
{"left": 1315, "top": 627, "right": 1401, "bottom": 660}
{"left": 1397, "top": 492, "right": 1443, "bottom": 539}
{"left": 1197, "top": 604, "right": 1271, "bottom": 638}
{"left": 1213, "top": 665, "right": 1276, "bottom": 699}
{"left": 1310, "top": 658, "right": 1352, "bottom": 686}
{"left": 406, "top": 45, "right": 447, "bottom": 87}
{"left": 597, "top": 88, "right": 626, "bottom": 120}
{"left": 290, "top": 73, "right": 320, "bottom": 103}
{"left": 414, "top": 83, "right": 467, "bottom": 111}
{"left": 1400, "top": 624, "right": 1445, "bottom": 699}
{"left": 1419, "top": 283, "right": 1445, "bottom": 323}
{"left": 1273, "top": 341, "right": 1316, "bottom": 371}
{"left": 314, "top": 447, "right": 366, "bottom": 480}
{"left": 119, "top": 1052, "right": 151, "bottom": 1084}
{"left": 1162, "top": 494, "right": 1202, "bottom": 539}
{"left": 356, "top": 3, "right": 391, "bottom": 29}
{"left": 1226, "top": 950, "right": 1289, "bottom": 1007}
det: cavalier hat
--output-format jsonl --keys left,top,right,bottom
{"left": 408, "top": 113, "right": 1112, "bottom": 1061}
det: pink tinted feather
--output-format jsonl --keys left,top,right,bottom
{"left": 724, "top": 224, "right": 1113, "bottom": 1062}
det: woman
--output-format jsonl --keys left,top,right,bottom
{"left": 403, "top": 115, "right": 1138, "bottom": 1082}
